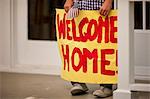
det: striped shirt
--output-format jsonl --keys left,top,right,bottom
{"left": 74, "top": 0, "right": 105, "bottom": 10}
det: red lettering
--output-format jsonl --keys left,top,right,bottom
{"left": 72, "top": 19, "right": 81, "bottom": 41}
{"left": 71, "top": 47, "right": 87, "bottom": 73}
{"left": 61, "top": 45, "right": 70, "bottom": 71}
{"left": 110, "top": 16, "right": 117, "bottom": 43}
{"left": 83, "top": 48, "right": 98, "bottom": 73}
{"left": 116, "top": 50, "right": 118, "bottom": 74}
{"left": 101, "top": 49, "right": 115, "bottom": 76}
{"left": 116, "top": 50, "right": 118, "bottom": 66}
{"left": 57, "top": 14, "right": 66, "bottom": 39}
{"left": 79, "top": 17, "right": 89, "bottom": 42}
{"left": 57, "top": 14, "right": 118, "bottom": 44}
{"left": 66, "top": 20, "right": 72, "bottom": 40}
{"left": 97, "top": 16, "right": 109, "bottom": 43}
{"left": 87, "top": 19, "right": 98, "bottom": 41}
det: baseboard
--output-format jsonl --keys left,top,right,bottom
{"left": 0, "top": 65, "right": 11, "bottom": 72}
{"left": 0, "top": 64, "right": 61, "bottom": 75}
{"left": 0, "top": 65, "right": 150, "bottom": 81}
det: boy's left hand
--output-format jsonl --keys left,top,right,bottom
{"left": 99, "top": 0, "right": 112, "bottom": 16}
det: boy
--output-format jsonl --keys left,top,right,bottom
{"left": 64, "top": 0, "right": 115, "bottom": 98}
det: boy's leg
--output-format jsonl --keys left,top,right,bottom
{"left": 101, "top": 84, "right": 112, "bottom": 90}
{"left": 70, "top": 82, "right": 89, "bottom": 95}
{"left": 101, "top": 84, "right": 117, "bottom": 91}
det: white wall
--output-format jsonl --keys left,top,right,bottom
{"left": 0, "top": 0, "right": 11, "bottom": 71}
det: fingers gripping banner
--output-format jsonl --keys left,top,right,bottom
{"left": 56, "top": 9, "right": 118, "bottom": 84}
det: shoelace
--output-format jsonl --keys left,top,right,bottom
{"left": 67, "top": 0, "right": 79, "bottom": 19}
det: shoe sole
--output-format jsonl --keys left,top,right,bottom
{"left": 93, "top": 94, "right": 112, "bottom": 98}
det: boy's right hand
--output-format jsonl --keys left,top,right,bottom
{"left": 64, "top": 0, "right": 73, "bottom": 13}
{"left": 99, "top": 0, "right": 112, "bottom": 16}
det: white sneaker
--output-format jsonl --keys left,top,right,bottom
{"left": 70, "top": 83, "right": 88, "bottom": 95}
{"left": 93, "top": 86, "right": 113, "bottom": 98}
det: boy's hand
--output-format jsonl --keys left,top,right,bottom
{"left": 64, "top": 0, "right": 73, "bottom": 13}
{"left": 99, "top": 0, "right": 112, "bottom": 16}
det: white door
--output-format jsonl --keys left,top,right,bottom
{"left": 13, "top": 0, "right": 61, "bottom": 74}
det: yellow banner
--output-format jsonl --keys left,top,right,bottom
{"left": 56, "top": 9, "right": 118, "bottom": 84}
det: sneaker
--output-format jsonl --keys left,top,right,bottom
{"left": 93, "top": 86, "right": 113, "bottom": 98}
{"left": 70, "top": 83, "right": 88, "bottom": 95}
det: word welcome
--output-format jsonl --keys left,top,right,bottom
{"left": 57, "top": 14, "right": 117, "bottom": 43}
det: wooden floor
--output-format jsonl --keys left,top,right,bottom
{"left": 0, "top": 72, "right": 149, "bottom": 99}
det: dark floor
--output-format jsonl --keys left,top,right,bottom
{"left": 0, "top": 72, "right": 113, "bottom": 99}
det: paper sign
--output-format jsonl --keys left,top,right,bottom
{"left": 56, "top": 9, "right": 118, "bottom": 84}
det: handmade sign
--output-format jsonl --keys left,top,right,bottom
{"left": 56, "top": 9, "right": 118, "bottom": 84}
